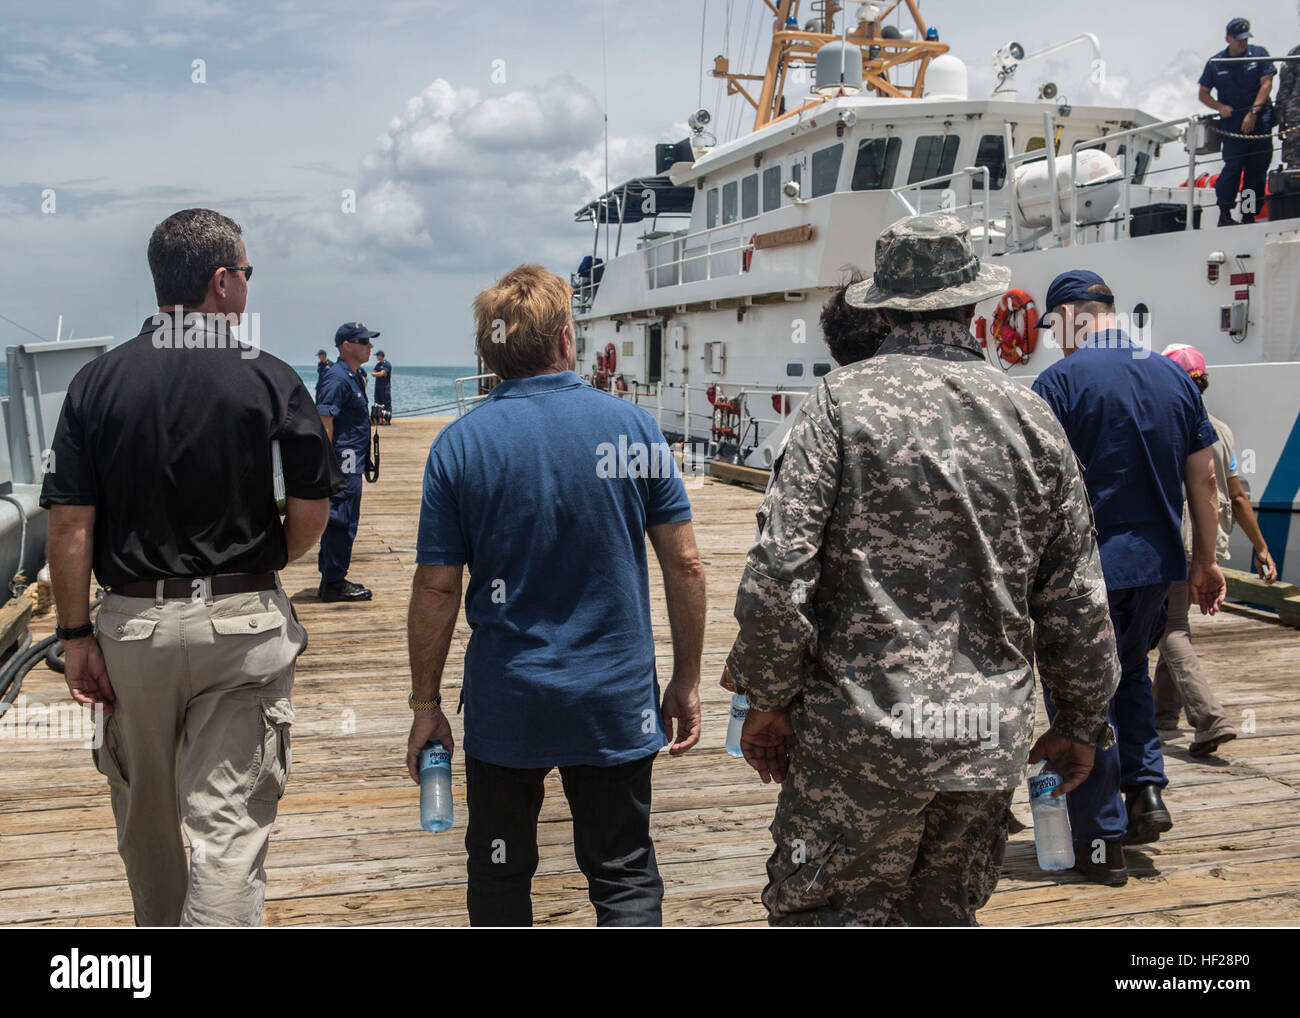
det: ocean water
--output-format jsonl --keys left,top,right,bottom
{"left": 0, "top": 361, "right": 477, "bottom": 416}
{"left": 293, "top": 364, "right": 478, "bottom": 417}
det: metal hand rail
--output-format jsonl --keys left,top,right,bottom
{"left": 1068, "top": 115, "right": 1199, "bottom": 246}
{"left": 454, "top": 372, "right": 497, "bottom": 417}
{"left": 638, "top": 215, "right": 767, "bottom": 289}
{"left": 891, "top": 165, "right": 993, "bottom": 255}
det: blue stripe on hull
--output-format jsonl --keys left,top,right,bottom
{"left": 1258, "top": 409, "right": 1300, "bottom": 577}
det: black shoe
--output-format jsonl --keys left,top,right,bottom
{"left": 1218, "top": 209, "right": 1236, "bottom": 227}
{"left": 1122, "top": 785, "right": 1172, "bottom": 845}
{"left": 318, "top": 579, "right": 373, "bottom": 602}
{"left": 1073, "top": 838, "right": 1128, "bottom": 886}
{"left": 1189, "top": 731, "right": 1237, "bottom": 758}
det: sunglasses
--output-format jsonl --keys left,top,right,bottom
{"left": 217, "top": 265, "right": 254, "bottom": 281}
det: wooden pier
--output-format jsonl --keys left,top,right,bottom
{"left": 2, "top": 417, "right": 1298, "bottom": 927}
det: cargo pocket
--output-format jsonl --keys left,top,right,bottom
{"left": 249, "top": 698, "right": 293, "bottom": 803}
{"left": 210, "top": 608, "right": 286, "bottom": 638}
{"left": 91, "top": 714, "right": 129, "bottom": 788}
{"left": 763, "top": 820, "right": 850, "bottom": 919}
{"left": 95, "top": 611, "right": 160, "bottom": 644}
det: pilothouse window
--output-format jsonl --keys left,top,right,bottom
{"left": 763, "top": 166, "right": 782, "bottom": 212}
{"left": 811, "top": 143, "right": 844, "bottom": 198}
{"left": 722, "top": 181, "right": 738, "bottom": 224}
{"left": 706, "top": 188, "right": 719, "bottom": 228}
{"left": 909, "top": 135, "right": 960, "bottom": 189}
{"left": 1116, "top": 144, "right": 1152, "bottom": 185}
{"left": 972, "top": 134, "right": 1006, "bottom": 190}
{"left": 742, "top": 174, "right": 759, "bottom": 219}
{"left": 850, "top": 137, "right": 902, "bottom": 191}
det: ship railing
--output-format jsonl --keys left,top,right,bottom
{"left": 1065, "top": 115, "right": 1201, "bottom": 247}
{"left": 454, "top": 373, "right": 498, "bottom": 417}
{"left": 891, "top": 166, "right": 993, "bottom": 255}
{"left": 639, "top": 219, "right": 758, "bottom": 290}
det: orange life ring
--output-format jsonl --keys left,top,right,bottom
{"left": 991, "top": 289, "right": 1038, "bottom": 366}
{"left": 604, "top": 342, "right": 617, "bottom": 373}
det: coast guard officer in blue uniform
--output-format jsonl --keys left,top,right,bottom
{"left": 1199, "top": 17, "right": 1277, "bottom": 225}
{"left": 316, "top": 321, "right": 377, "bottom": 602}
{"left": 372, "top": 350, "right": 393, "bottom": 415}
{"left": 315, "top": 348, "right": 331, "bottom": 401}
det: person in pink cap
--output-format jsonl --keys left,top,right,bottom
{"left": 1156, "top": 343, "right": 1277, "bottom": 758}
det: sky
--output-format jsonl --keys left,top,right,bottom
{"left": 2, "top": 0, "right": 1298, "bottom": 365}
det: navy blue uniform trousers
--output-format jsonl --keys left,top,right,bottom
{"left": 1043, "top": 583, "right": 1171, "bottom": 842}
{"left": 318, "top": 471, "right": 363, "bottom": 583}
{"left": 1216, "top": 132, "right": 1272, "bottom": 213}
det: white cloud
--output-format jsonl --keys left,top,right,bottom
{"left": 281, "top": 73, "right": 672, "bottom": 274}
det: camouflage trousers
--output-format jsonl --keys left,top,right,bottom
{"left": 762, "top": 746, "right": 1014, "bottom": 926}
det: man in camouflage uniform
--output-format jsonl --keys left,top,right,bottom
{"left": 725, "top": 214, "right": 1120, "bottom": 926}
{"left": 1278, "top": 5, "right": 1300, "bottom": 169}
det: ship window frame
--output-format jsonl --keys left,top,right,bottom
{"left": 908, "top": 134, "right": 961, "bottom": 189}
{"left": 786, "top": 362, "right": 805, "bottom": 377}
{"left": 762, "top": 165, "right": 782, "bottom": 212}
{"left": 742, "top": 172, "right": 759, "bottom": 219}
{"left": 812, "top": 362, "right": 833, "bottom": 377}
{"left": 722, "top": 180, "right": 738, "bottom": 224}
{"left": 972, "top": 134, "right": 1007, "bottom": 190}
{"left": 706, "top": 187, "right": 719, "bottom": 228}
{"left": 850, "top": 136, "right": 902, "bottom": 191}
{"left": 810, "top": 142, "right": 844, "bottom": 198}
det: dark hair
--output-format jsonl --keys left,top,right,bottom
{"left": 147, "top": 209, "right": 243, "bottom": 307}
{"left": 1192, "top": 373, "right": 1209, "bottom": 393}
{"left": 884, "top": 304, "right": 974, "bottom": 326}
{"left": 820, "top": 268, "right": 890, "bottom": 366}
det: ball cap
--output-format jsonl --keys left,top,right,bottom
{"left": 375, "top": 349, "right": 385, "bottom": 357}
{"left": 844, "top": 212, "right": 1011, "bottom": 311}
{"left": 335, "top": 321, "right": 380, "bottom": 346}
{"left": 1162, "top": 343, "right": 1207, "bottom": 377}
{"left": 1037, "top": 269, "right": 1114, "bottom": 328}
{"left": 316, "top": 348, "right": 328, "bottom": 357}
{"left": 1226, "top": 17, "right": 1251, "bottom": 39}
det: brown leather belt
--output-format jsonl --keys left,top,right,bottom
{"left": 111, "top": 573, "right": 277, "bottom": 599}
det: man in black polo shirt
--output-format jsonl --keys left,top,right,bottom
{"left": 40, "top": 208, "right": 344, "bottom": 927}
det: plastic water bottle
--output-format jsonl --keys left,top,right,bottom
{"left": 418, "top": 740, "right": 454, "bottom": 833}
{"left": 1028, "top": 762, "right": 1075, "bottom": 870}
{"left": 725, "top": 694, "right": 748, "bottom": 757}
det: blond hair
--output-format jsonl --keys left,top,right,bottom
{"left": 473, "top": 265, "right": 573, "bottom": 379}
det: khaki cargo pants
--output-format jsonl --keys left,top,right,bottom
{"left": 91, "top": 579, "right": 305, "bottom": 927}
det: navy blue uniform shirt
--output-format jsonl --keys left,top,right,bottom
{"left": 316, "top": 359, "right": 370, "bottom": 458}
{"left": 1031, "top": 330, "right": 1216, "bottom": 590}
{"left": 415, "top": 370, "right": 692, "bottom": 768}
{"left": 373, "top": 359, "right": 392, "bottom": 404}
{"left": 1200, "top": 45, "right": 1276, "bottom": 128}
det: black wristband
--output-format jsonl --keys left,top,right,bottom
{"left": 56, "top": 623, "right": 94, "bottom": 641}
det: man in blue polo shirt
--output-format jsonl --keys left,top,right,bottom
{"left": 1199, "top": 17, "right": 1277, "bottom": 225}
{"left": 403, "top": 264, "right": 706, "bottom": 927}
{"left": 1032, "top": 270, "right": 1226, "bottom": 887}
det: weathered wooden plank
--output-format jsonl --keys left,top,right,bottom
{"left": 3, "top": 417, "right": 1299, "bottom": 928}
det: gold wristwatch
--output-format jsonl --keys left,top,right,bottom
{"left": 408, "top": 692, "right": 442, "bottom": 713}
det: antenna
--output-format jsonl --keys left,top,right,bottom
{"left": 600, "top": 0, "right": 609, "bottom": 263}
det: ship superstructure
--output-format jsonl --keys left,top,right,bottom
{"left": 557, "top": 1, "right": 1300, "bottom": 584}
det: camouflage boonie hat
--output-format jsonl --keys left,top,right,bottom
{"left": 845, "top": 212, "right": 1012, "bottom": 311}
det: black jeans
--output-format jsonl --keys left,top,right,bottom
{"left": 464, "top": 751, "right": 663, "bottom": 927}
